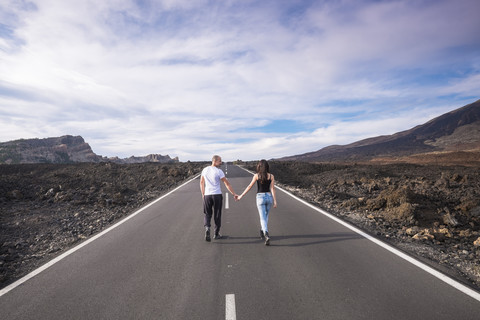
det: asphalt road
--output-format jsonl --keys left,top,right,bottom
{"left": 1, "top": 164, "right": 480, "bottom": 319}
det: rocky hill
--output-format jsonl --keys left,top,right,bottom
{"left": 0, "top": 135, "right": 177, "bottom": 164}
{"left": 107, "top": 154, "right": 179, "bottom": 164}
{"left": 280, "top": 99, "right": 480, "bottom": 164}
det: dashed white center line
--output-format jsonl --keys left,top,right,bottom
{"left": 225, "top": 192, "right": 229, "bottom": 209}
{"left": 226, "top": 294, "right": 236, "bottom": 320}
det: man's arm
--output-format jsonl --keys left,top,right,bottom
{"left": 221, "top": 177, "right": 237, "bottom": 197}
{"left": 200, "top": 175, "right": 205, "bottom": 198}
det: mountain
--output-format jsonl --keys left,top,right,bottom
{"left": 0, "top": 135, "right": 178, "bottom": 164}
{"left": 279, "top": 99, "right": 480, "bottom": 164}
{"left": 107, "top": 154, "right": 179, "bottom": 164}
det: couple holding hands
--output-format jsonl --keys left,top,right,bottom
{"left": 200, "top": 155, "right": 277, "bottom": 245}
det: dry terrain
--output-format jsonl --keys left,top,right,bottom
{"left": 2, "top": 160, "right": 480, "bottom": 293}
{"left": 245, "top": 160, "right": 480, "bottom": 291}
{"left": 0, "top": 162, "right": 205, "bottom": 288}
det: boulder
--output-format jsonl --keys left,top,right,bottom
{"left": 474, "top": 237, "right": 480, "bottom": 247}
{"left": 413, "top": 232, "right": 434, "bottom": 241}
{"left": 406, "top": 226, "right": 420, "bottom": 236}
{"left": 442, "top": 212, "right": 459, "bottom": 227}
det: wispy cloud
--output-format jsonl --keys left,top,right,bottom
{"left": 0, "top": 0, "right": 479, "bottom": 160}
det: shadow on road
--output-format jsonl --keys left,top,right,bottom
{"left": 269, "top": 232, "right": 364, "bottom": 247}
{"left": 211, "top": 232, "right": 364, "bottom": 246}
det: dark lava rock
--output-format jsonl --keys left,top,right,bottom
{"left": 246, "top": 161, "right": 480, "bottom": 290}
{"left": 0, "top": 162, "right": 205, "bottom": 288}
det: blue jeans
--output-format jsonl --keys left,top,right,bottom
{"left": 256, "top": 192, "right": 273, "bottom": 233}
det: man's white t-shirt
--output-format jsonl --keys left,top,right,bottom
{"left": 202, "top": 166, "right": 225, "bottom": 195}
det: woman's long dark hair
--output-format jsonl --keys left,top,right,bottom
{"left": 256, "top": 159, "right": 270, "bottom": 184}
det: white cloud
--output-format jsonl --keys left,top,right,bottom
{"left": 0, "top": 0, "right": 479, "bottom": 160}
{"left": 443, "top": 74, "right": 480, "bottom": 96}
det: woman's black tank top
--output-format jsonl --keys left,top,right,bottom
{"left": 257, "top": 178, "right": 271, "bottom": 193}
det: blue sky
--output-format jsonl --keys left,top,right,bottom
{"left": 0, "top": 0, "right": 479, "bottom": 161}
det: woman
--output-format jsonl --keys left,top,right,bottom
{"left": 238, "top": 160, "right": 277, "bottom": 245}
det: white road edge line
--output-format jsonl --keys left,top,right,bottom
{"left": 0, "top": 174, "right": 201, "bottom": 297}
{"left": 226, "top": 294, "right": 237, "bottom": 320}
{"left": 238, "top": 166, "right": 480, "bottom": 302}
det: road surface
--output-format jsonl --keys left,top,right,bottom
{"left": 1, "top": 164, "right": 480, "bottom": 319}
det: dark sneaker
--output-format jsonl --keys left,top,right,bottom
{"left": 260, "top": 230, "right": 264, "bottom": 239}
{"left": 264, "top": 231, "right": 270, "bottom": 246}
{"left": 214, "top": 233, "right": 222, "bottom": 239}
{"left": 205, "top": 229, "right": 211, "bottom": 242}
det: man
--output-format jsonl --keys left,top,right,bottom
{"left": 200, "top": 155, "right": 237, "bottom": 241}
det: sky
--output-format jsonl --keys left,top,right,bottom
{"left": 0, "top": 0, "right": 479, "bottom": 161}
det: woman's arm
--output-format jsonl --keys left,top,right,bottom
{"left": 238, "top": 174, "right": 258, "bottom": 200}
{"left": 270, "top": 174, "right": 277, "bottom": 208}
